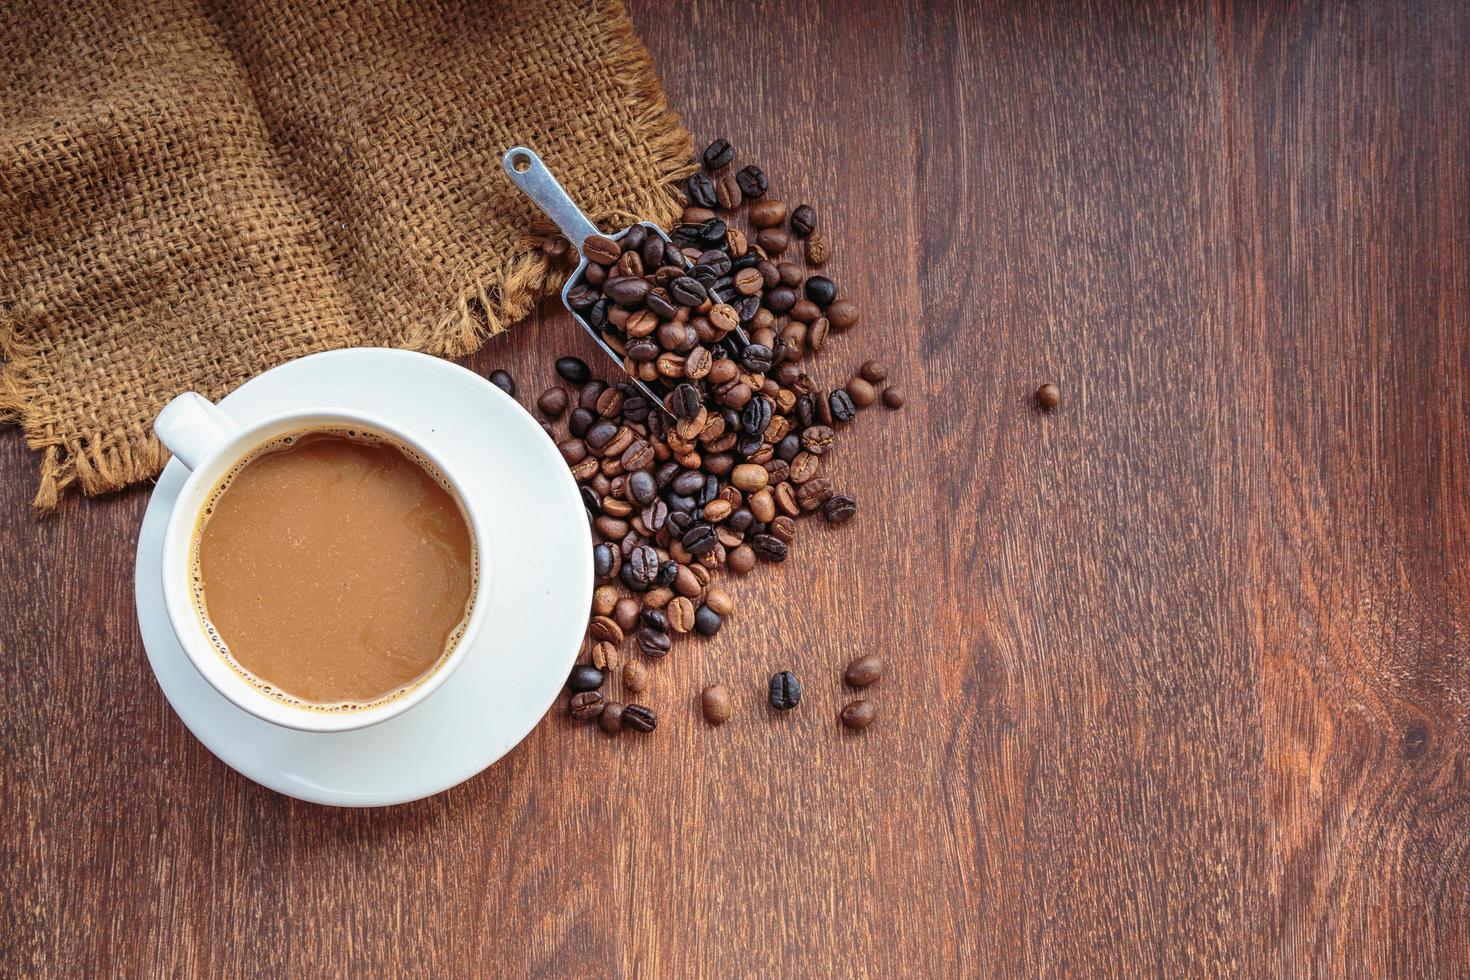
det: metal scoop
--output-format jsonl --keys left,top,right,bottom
{"left": 501, "top": 146, "right": 745, "bottom": 409}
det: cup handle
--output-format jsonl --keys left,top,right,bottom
{"left": 154, "top": 393, "right": 239, "bottom": 471}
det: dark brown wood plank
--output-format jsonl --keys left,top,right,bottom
{"left": 3, "top": 0, "right": 1468, "bottom": 976}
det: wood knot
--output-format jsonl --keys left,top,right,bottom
{"left": 1401, "top": 722, "right": 1430, "bottom": 760}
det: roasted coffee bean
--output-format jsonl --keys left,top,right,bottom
{"left": 765, "top": 286, "right": 797, "bottom": 314}
{"left": 670, "top": 470, "right": 703, "bottom": 497}
{"left": 682, "top": 523, "right": 718, "bottom": 556}
{"left": 754, "top": 228, "right": 789, "bottom": 256}
{"left": 774, "top": 481, "right": 799, "bottom": 517}
{"left": 735, "top": 164, "right": 768, "bottom": 199}
{"left": 701, "top": 684, "right": 733, "bottom": 724}
{"left": 488, "top": 370, "right": 515, "bottom": 396}
{"left": 749, "top": 488, "right": 776, "bottom": 523}
{"left": 735, "top": 294, "right": 761, "bottom": 322}
{"left": 750, "top": 199, "right": 788, "bottom": 228}
{"left": 626, "top": 545, "right": 661, "bottom": 588}
{"left": 642, "top": 289, "right": 676, "bottom": 319}
{"left": 790, "top": 204, "right": 817, "bottom": 237}
{"left": 593, "top": 543, "right": 619, "bottom": 582}
{"left": 788, "top": 300, "right": 820, "bottom": 326}
{"left": 702, "top": 137, "right": 735, "bottom": 170}
{"left": 829, "top": 389, "right": 856, "bottom": 424}
{"left": 586, "top": 299, "right": 610, "bottom": 329}
{"left": 697, "top": 473, "right": 721, "bottom": 505}
{"left": 696, "top": 249, "right": 732, "bottom": 277}
{"left": 570, "top": 691, "right": 605, "bottom": 720}
{"left": 823, "top": 494, "right": 857, "bottom": 524}
{"left": 537, "top": 387, "right": 569, "bottom": 418}
{"left": 603, "top": 497, "right": 633, "bottom": 519}
{"left": 559, "top": 438, "right": 588, "bottom": 465}
{"left": 595, "top": 515, "right": 630, "bottom": 540}
{"left": 769, "top": 671, "right": 801, "bottom": 710}
{"left": 715, "top": 173, "right": 742, "bottom": 210}
{"left": 643, "top": 585, "right": 675, "bottom": 609}
{"left": 805, "top": 231, "right": 831, "bottom": 266}
{"left": 840, "top": 700, "right": 876, "bottom": 730}
{"left": 639, "top": 234, "right": 665, "bottom": 270}
{"left": 694, "top": 605, "right": 722, "bottom": 636}
{"left": 626, "top": 469, "right": 657, "bottom": 505}
{"left": 1036, "top": 382, "right": 1061, "bottom": 409}
{"left": 567, "top": 664, "right": 605, "bottom": 692}
{"left": 636, "top": 626, "right": 671, "bottom": 658}
{"left": 641, "top": 607, "right": 669, "bottom": 633}
{"left": 657, "top": 559, "right": 680, "bottom": 587}
{"left": 640, "top": 498, "right": 668, "bottom": 532}
{"left": 555, "top": 356, "right": 591, "bottom": 385}
{"left": 801, "top": 425, "right": 835, "bottom": 455}
{"left": 623, "top": 704, "right": 658, "bottom": 732}
{"left": 709, "top": 304, "right": 740, "bottom": 334}
{"left": 614, "top": 597, "right": 641, "bottom": 634}
{"left": 727, "top": 544, "right": 757, "bottom": 574}
{"left": 770, "top": 515, "right": 797, "bottom": 542}
{"left": 795, "top": 477, "right": 832, "bottom": 511}
{"left": 794, "top": 395, "right": 816, "bottom": 430}
{"left": 670, "top": 383, "right": 702, "bottom": 419}
{"left": 567, "top": 284, "right": 600, "bottom": 314}
{"left": 670, "top": 276, "right": 707, "bottom": 306}
{"left": 844, "top": 654, "right": 883, "bottom": 687}
{"left": 739, "top": 343, "right": 774, "bottom": 374}
{"left": 698, "top": 219, "right": 728, "bottom": 247}
{"left": 882, "top": 386, "right": 906, "bottom": 409}
{"left": 589, "top": 615, "right": 624, "bottom": 645}
{"left": 731, "top": 463, "right": 770, "bottom": 493}
{"left": 620, "top": 224, "right": 648, "bottom": 253}
{"left": 827, "top": 299, "right": 860, "bottom": 329}
{"left": 751, "top": 533, "right": 788, "bottom": 563}
{"left": 733, "top": 267, "right": 764, "bottom": 296}
{"left": 568, "top": 407, "right": 595, "bottom": 438}
{"left": 847, "top": 376, "right": 876, "bottom": 407}
{"left": 583, "top": 235, "right": 621, "bottom": 265}
{"left": 585, "top": 420, "right": 618, "bottom": 451}
{"left": 804, "top": 275, "right": 837, "bottom": 307}
{"left": 666, "top": 596, "right": 695, "bottom": 633}
{"left": 622, "top": 439, "right": 654, "bottom": 472}
{"left": 623, "top": 660, "right": 649, "bottom": 693}
{"left": 623, "top": 395, "right": 651, "bottom": 423}
{"left": 598, "top": 702, "right": 625, "bottom": 733}
{"left": 741, "top": 396, "right": 773, "bottom": 435}
{"left": 685, "top": 173, "right": 717, "bottom": 208}
{"left": 773, "top": 434, "right": 801, "bottom": 463}
{"left": 579, "top": 381, "right": 607, "bottom": 411}
{"left": 702, "top": 587, "right": 733, "bottom": 617}
{"left": 592, "top": 586, "right": 618, "bottom": 617}
{"left": 726, "top": 507, "right": 754, "bottom": 533}
{"left": 789, "top": 452, "right": 820, "bottom": 484}
{"left": 595, "top": 386, "right": 625, "bottom": 418}
{"left": 860, "top": 359, "right": 888, "bottom": 383}
{"left": 608, "top": 277, "right": 652, "bottom": 309}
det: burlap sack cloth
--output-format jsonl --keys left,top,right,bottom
{"left": 0, "top": 0, "right": 694, "bottom": 508}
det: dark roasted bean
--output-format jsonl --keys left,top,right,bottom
{"left": 790, "top": 204, "right": 817, "bottom": 237}
{"left": 804, "top": 275, "right": 838, "bottom": 307}
{"left": 583, "top": 235, "right": 621, "bottom": 265}
{"left": 585, "top": 420, "right": 618, "bottom": 450}
{"left": 823, "top": 494, "right": 857, "bottom": 524}
{"left": 702, "top": 138, "right": 735, "bottom": 170}
{"left": 623, "top": 704, "right": 658, "bottom": 732}
{"left": 641, "top": 607, "right": 669, "bottom": 632}
{"left": 694, "top": 605, "right": 723, "bottom": 636}
{"left": 840, "top": 700, "right": 876, "bottom": 730}
{"left": 685, "top": 173, "right": 717, "bottom": 208}
{"left": 621, "top": 224, "right": 648, "bottom": 252}
{"left": 623, "top": 544, "right": 659, "bottom": 589}
{"left": 882, "top": 386, "right": 906, "bottom": 409}
{"left": 636, "top": 626, "right": 671, "bottom": 658}
{"left": 627, "top": 470, "right": 658, "bottom": 505}
{"left": 570, "top": 691, "right": 605, "bottom": 720}
{"left": 735, "top": 165, "right": 768, "bottom": 200}
{"left": 593, "top": 542, "right": 619, "bottom": 582}
{"left": 829, "top": 389, "right": 856, "bottom": 424}
{"left": 568, "top": 407, "right": 594, "bottom": 438}
{"left": 567, "top": 664, "right": 605, "bottom": 692}
{"left": 579, "top": 381, "right": 607, "bottom": 411}
{"left": 488, "top": 370, "right": 515, "bottom": 396}
{"left": 599, "top": 702, "right": 625, "bottom": 733}
{"left": 682, "top": 522, "right": 718, "bottom": 556}
{"left": 755, "top": 228, "right": 790, "bottom": 256}
{"left": 670, "top": 276, "right": 707, "bottom": 306}
{"left": 556, "top": 356, "right": 591, "bottom": 385}
{"left": 670, "top": 383, "right": 702, "bottom": 419}
{"left": 751, "top": 533, "right": 788, "bottom": 563}
{"left": 607, "top": 277, "right": 651, "bottom": 309}
{"left": 801, "top": 425, "right": 834, "bottom": 455}
{"left": 764, "top": 286, "right": 797, "bottom": 314}
{"left": 740, "top": 344, "right": 774, "bottom": 374}
{"left": 537, "top": 387, "right": 569, "bottom": 417}
{"left": 769, "top": 671, "right": 801, "bottom": 710}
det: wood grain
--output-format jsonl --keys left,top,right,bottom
{"left": 3, "top": 0, "right": 1467, "bottom": 975}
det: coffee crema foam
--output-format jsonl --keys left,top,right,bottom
{"left": 187, "top": 426, "right": 478, "bottom": 713}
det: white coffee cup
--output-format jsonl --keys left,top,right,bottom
{"left": 153, "top": 392, "right": 492, "bottom": 733}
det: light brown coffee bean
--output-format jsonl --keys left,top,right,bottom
{"left": 860, "top": 360, "right": 888, "bottom": 383}
{"left": 674, "top": 564, "right": 703, "bottom": 598}
{"left": 589, "top": 616, "right": 623, "bottom": 645}
{"left": 840, "top": 700, "right": 876, "bottom": 730}
{"left": 690, "top": 561, "right": 712, "bottom": 587}
{"left": 709, "top": 304, "right": 740, "bottom": 333}
{"left": 682, "top": 206, "right": 716, "bottom": 224}
{"left": 727, "top": 544, "right": 757, "bottom": 574}
{"left": 703, "top": 498, "right": 733, "bottom": 523}
{"left": 701, "top": 684, "right": 734, "bottom": 724}
{"left": 882, "top": 386, "right": 906, "bottom": 409}
{"left": 708, "top": 357, "right": 739, "bottom": 384}
{"left": 826, "top": 300, "right": 860, "bottom": 330}
{"left": 731, "top": 463, "right": 770, "bottom": 493}
{"left": 733, "top": 267, "right": 764, "bottom": 296}
{"left": 715, "top": 174, "right": 742, "bottom": 210}
{"left": 755, "top": 228, "right": 790, "bottom": 256}
{"left": 704, "top": 587, "right": 733, "bottom": 617}
{"left": 667, "top": 596, "right": 695, "bottom": 633}
{"left": 749, "top": 488, "right": 776, "bottom": 523}
{"left": 771, "top": 515, "right": 797, "bottom": 542}
{"left": 804, "top": 231, "right": 831, "bottom": 266}
{"left": 789, "top": 452, "right": 820, "bottom": 483}
{"left": 570, "top": 690, "right": 605, "bottom": 720}
{"left": 592, "top": 586, "right": 617, "bottom": 617}
{"left": 643, "top": 586, "right": 674, "bottom": 609}
{"left": 750, "top": 199, "right": 788, "bottom": 228}
{"left": 601, "top": 498, "right": 633, "bottom": 518}
{"left": 774, "top": 481, "right": 800, "bottom": 517}
{"left": 844, "top": 654, "right": 883, "bottom": 687}
{"left": 626, "top": 309, "right": 659, "bottom": 337}
{"left": 614, "top": 598, "right": 641, "bottom": 634}
{"left": 570, "top": 458, "right": 598, "bottom": 482}
{"left": 583, "top": 235, "right": 621, "bottom": 265}
{"left": 726, "top": 227, "right": 748, "bottom": 256}
{"left": 789, "top": 299, "right": 821, "bottom": 324}
{"left": 847, "top": 376, "right": 876, "bottom": 407}
{"left": 623, "top": 660, "right": 649, "bottom": 694}
{"left": 592, "top": 641, "right": 620, "bottom": 671}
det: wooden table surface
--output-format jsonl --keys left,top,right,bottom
{"left": 6, "top": 0, "right": 1468, "bottom": 975}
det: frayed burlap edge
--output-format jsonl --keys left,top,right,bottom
{"left": 0, "top": 0, "right": 696, "bottom": 512}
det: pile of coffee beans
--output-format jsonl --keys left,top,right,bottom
{"left": 521, "top": 138, "right": 904, "bottom": 735}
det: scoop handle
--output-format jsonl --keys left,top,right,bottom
{"left": 501, "top": 147, "right": 601, "bottom": 253}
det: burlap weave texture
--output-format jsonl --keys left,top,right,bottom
{"left": 0, "top": 0, "right": 693, "bottom": 507}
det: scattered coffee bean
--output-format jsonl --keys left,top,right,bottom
{"left": 1037, "top": 382, "right": 1061, "bottom": 410}
{"left": 570, "top": 691, "right": 604, "bottom": 720}
{"left": 636, "top": 625, "right": 672, "bottom": 658}
{"left": 728, "top": 544, "right": 756, "bottom": 574}
{"left": 847, "top": 377, "right": 876, "bottom": 408}
{"left": 860, "top": 359, "right": 888, "bottom": 383}
{"left": 702, "top": 138, "right": 735, "bottom": 170}
{"left": 755, "top": 228, "right": 790, "bottom": 256}
{"left": 538, "top": 387, "right": 569, "bottom": 417}
{"left": 488, "top": 370, "right": 516, "bottom": 396}
{"left": 589, "top": 615, "right": 623, "bottom": 645}
{"left": 750, "top": 199, "right": 788, "bottom": 228}
{"left": 592, "top": 641, "right": 619, "bottom": 671}
{"left": 735, "top": 165, "right": 768, "bottom": 199}
{"left": 823, "top": 494, "right": 857, "bottom": 524}
{"left": 805, "top": 232, "right": 830, "bottom": 266}
{"left": 667, "top": 596, "right": 696, "bottom": 633}
{"left": 790, "top": 204, "right": 817, "bottom": 237}
{"left": 613, "top": 597, "right": 641, "bottom": 634}
{"left": 840, "top": 700, "right": 876, "bottom": 730}
{"left": 623, "top": 660, "right": 649, "bottom": 693}
{"left": 694, "top": 605, "right": 722, "bottom": 636}
{"left": 622, "top": 704, "right": 658, "bottom": 732}
{"left": 703, "top": 587, "right": 733, "bottom": 616}
{"left": 769, "top": 671, "right": 802, "bottom": 710}
{"left": 827, "top": 299, "right": 860, "bottom": 330}
{"left": 685, "top": 173, "right": 717, "bottom": 208}
{"left": 567, "top": 664, "right": 605, "bottom": 692}
{"left": 804, "top": 275, "right": 837, "bottom": 307}
{"left": 829, "top": 389, "right": 856, "bottom": 424}
{"left": 715, "top": 173, "right": 742, "bottom": 210}
{"left": 583, "top": 236, "right": 621, "bottom": 266}
{"left": 881, "top": 386, "right": 906, "bottom": 409}
{"left": 701, "top": 684, "right": 733, "bottom": 724}
{"left": 844, "top": 654, "right": 883, "bottom": 687}
{"left": 599, "top": 702, "right": 625, "bottom": 733}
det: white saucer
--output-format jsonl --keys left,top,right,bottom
{"left": 134, "top": 349, "right": 591, "bottom": 806}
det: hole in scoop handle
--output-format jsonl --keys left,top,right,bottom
{"left": 154, "top": 393, "right": 239, "bottom": 472}
{"left": 502, "top": 147, "right": 602, "bottom": 254}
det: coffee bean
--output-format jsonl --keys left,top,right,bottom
{"left": 670, "top": 276, "right": 707, "bottom": 306}
{"left": 765, "top": 287, "right": 798, "bottom": 314}
{"left": 568, "top": 407, "right": 594, "bottom": 438}
{"left": 670, "top": 383, "right": 702, "bottom": 419}
{"left": 844, "top": 654, "right": 883, "bottom": 688}
{"left": 804, "top": 232, "right": 831, "bottom": 266}
{"left": 881, "top": 386, "right": 906, "bottom": 409}
{"left": 595, "top": 515, "right": 630, "bottom": 540}
{"left": 598, "top": 701, "right": 625, "bottom": 733}
{"left": 750, "top": 199, "right": 788, "bottom": 228}
{"left": 769, "top": 671, "right": 801, "bottom": 710}
{"left": 755, "top": 228, "right": 790, "bottom": 256}
{"left": 735, "top": 165, "right": 768, "bottom": 199}
{"left": 730, "top": 463, "right": 768, "bottom": 493}
{"left": 620, "top": 545, "right": 657, "bottom": 590}
{"left": 693, "top": 684, "right": 732, "bottom": 725}
{"left": 840, "top": 700, "right": 876, "bottom": 730}
{"left": 801, "top": 425, "right": 834, "bottom": 455}
{"left": 582, "top": 235, "right": 620, "bottom": 265}
{"left": 552, "top": 355, "right": 589, "bottom": 385}
{"left": 567, "top": 283, "right": 600, "bottom": 312}
{"left": 728, "top": 544, "right": 757, "bottom": 574}
{"left": 488, "top": 370, "right": 515, "bottom": 396}
{"left": 685, "top": 173, "right": 717, "bottom": 208}
{"left": 1036, "top": 382, "right": 1061, "bottom": 409}
{"left": 641, "top": 607, "right": 669, "bottom": 633}
{"left": 570, "top": 691, "right": 605, "bottom": 720}
{"left": 770, "top": 515, "right": 797, "bottom": 543}
{"left": 623, "top": 704, "right": 658, "bottom": 732}
{"left": 751, "top": 533, "right": 788, "bottom": 562}
{"left": 589, "top": 615, "right": 624, "bottom": 645}
{"left": 731, "top": 267, "right": 763, "bottom": 296}
{"left": 807, "top": 316, "right": 829, "bottom": 352}
{"left": 860, "top": 359, "right": 888, "bottom": 383}
{"left": 790, "top": 204, "right": 817, "bottom": 237}
{"left": 774, "top": 481, "right": 799, "bottom": 517}
{"left": 592, "top": 586, "right": 618, "bottom": 617}
{"left": 593, "top": 543, "right": 619, "bottom": 582}
{"left": 846, "top": 377, "right": 876, "bottom": 408}
{"left": 682, "top": 522, "right": 718, "bottom": 556}
{"left": 702, "top": 137, "right": 735, "bottom": 170}
{"left": 803, "top": 276, "right": 837, "bottom": 307}
{"left": 567, "top": 664, "right": 605, "bottom": 692}
{"left": 623, "top": 660, "right": 649, "bottom": 693}
{"left": 613, "top": 597, "right": 641, "bottom": 634}
{"left": 694, "top": 605, "right": 722, "bottom": 636}
{"left": 666, "top": 596, "right": 695, "bottom": 633}
{"left": 537, "top": 387, "right": 568, "bottom": 418}
{"left": 829, "top": 389, "right": 856, "bottom": 424}
{"left": 584, "top": 420, "right": 616, "bottom": 451}
{"left": 715, "top": 173, "right": 742, "bottom": 210}
{"left": 636, "top": 625, "right": 671, "bottom": 658}
{"left": 826, "top": 299, "right": 860, "bottom": 329}
{"left": 823, "top": 494, "right": 857, "bottom": 524}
